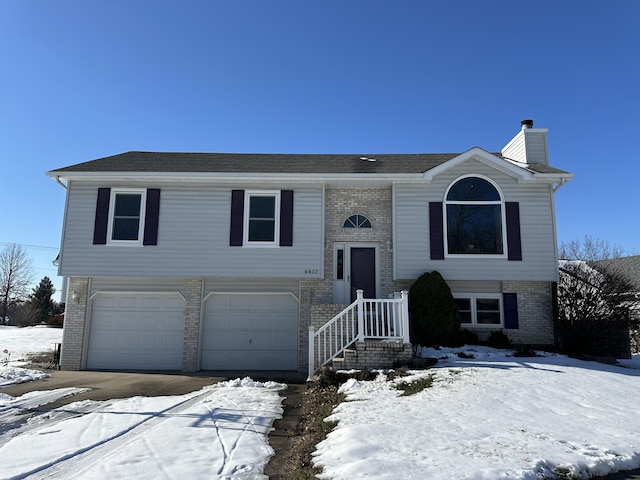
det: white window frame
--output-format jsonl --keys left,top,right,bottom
{"left": 107, "top": 188, "right": 146, "bottom": 246}
{"left": 444, "top": 174, "right": 507, "bottom": 259}
{"left": 454, "top": 293, "right": 503, "bottom": 327}
{"left": 243, "top": 190, "right": 281, "bottom": 247}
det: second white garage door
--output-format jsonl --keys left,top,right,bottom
{"left": 201, "top": 293, "right": 299, "bottom": 370}
{"left": 87, "top": 293, "right": 185, "bottom": 370}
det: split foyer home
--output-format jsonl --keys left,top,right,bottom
{"left": 47, "top": 120, "right": 572, "bottom": 377}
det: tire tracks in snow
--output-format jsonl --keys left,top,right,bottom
{"left": 206, "top": 391, "right": 274, "bottom": 478}
{"left": 12, "top": 389, "right": 214, "bottom": 480}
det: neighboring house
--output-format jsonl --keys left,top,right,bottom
{"left": 596, "top": 255, "right": 640, "bottom": 353}
{"left": 47, "top": 120, "right": 572, "bottom": 375}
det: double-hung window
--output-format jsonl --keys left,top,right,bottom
{"left": 108, "top": 189, "right": 146, "bottom": 245}
{"left": 244, "top": 191, "right": 280, "bottom": 245}
{"left": 454, "top": 295, "right": 502, "bottom": 326}
{"left": 93, "top": 187, "right": 160, "bottom": 246}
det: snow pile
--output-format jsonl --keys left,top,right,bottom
{"left": 0, "top": 365, "right": 50, "bottom": 386}
{"left": 314, "top": 351, "right": 640, "bottom": 480}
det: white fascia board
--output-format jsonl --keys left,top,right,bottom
{"left": 46, "top": 170, "right": 425, "bottom": 185}
{"left": 422, "top": 147, "right": 535, "bottom": 183}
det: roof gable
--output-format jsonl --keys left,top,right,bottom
{"left": 422, "top": 147, "right": 536, "bottom": 183}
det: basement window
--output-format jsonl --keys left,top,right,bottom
{"left": 454, "top": 295, "right": 502, "bottom": 326}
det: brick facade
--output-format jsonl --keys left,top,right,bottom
{"left": 182, "top": 278, "right": 203, "bottom": 372}
{"left": 323, "top": 188, "right": 401, "bottom": 299}
{"left": 501, "top": 281, "right": 554, "bottom": 346}
{"left": 60, "top": 276, "right": 90, "bottom": 370}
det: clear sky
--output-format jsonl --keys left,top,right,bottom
{"left": 1, "top": 1, "right": 639, "bottom": 302}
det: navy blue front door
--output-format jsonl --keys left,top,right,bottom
{"left": 350, "top": 247, "right": 375, "bottom": 301}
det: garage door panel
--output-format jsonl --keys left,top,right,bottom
{"left": 117, "top": 296, "right": 139, "bottom": 309}
{"left": 271, "top": 313, "right": 298, "bottom": 330}
{"left": 88, "top": 293, "right": 184, "bottom": 370}
{"left": 202, "top": 293, "right": 299, "bottom": 371}
{"left": 229, "top": 296, "right": 252, "bottom": 311}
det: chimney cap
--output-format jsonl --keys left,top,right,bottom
{"left": 521, "top": 119, "right": 534, "bottom": 129}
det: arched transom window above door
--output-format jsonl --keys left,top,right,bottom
{"left": 343, "top": 214, "right": 372, "bottom": 229}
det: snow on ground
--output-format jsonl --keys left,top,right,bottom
{"left": 1, "top": 325, "right": 63, "bottom": 385}
{"left": 1, "top": 325, "right": 63, "bottom": 363}
{"left": 313, "top": 346, "right": 640, "bottom": 480}
{"left": 0, "top": 378, "right": 284, "bottom": 479}
{"left": 3, "top": 326, "right": 640, "bottom": 478}
{"left": 0, "top": 327, "right": 284, "bottom": 479}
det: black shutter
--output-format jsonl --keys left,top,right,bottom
{"left": 503, "top": 293, "right": 519, "bottom": 329}
{"left": 505, "top": 202, "right": 522, "bottom": 261}
{"left": 229, "top": 190, "right": 245, "bottom": 246}
{"left": 429, "top": 202, "right": 444, "bottom": 260}
{"left": 93, "top": 187, "right": 111, "bottom": 245}
{"left": 143, "top": 189, "right": 161, "bottom": 246}
{"left": 280, "top": 190, "right": 294, "bottom": 246}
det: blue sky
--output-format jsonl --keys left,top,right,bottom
{"left": 1, "top": 1, "right": 639, "bottom": 302}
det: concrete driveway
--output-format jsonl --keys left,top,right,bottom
{"left": 1, "top": 369, "right": 305, "bottom": 411}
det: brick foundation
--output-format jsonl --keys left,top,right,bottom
{"left": 339, "top": 340, "right": 413, "bottom": 370}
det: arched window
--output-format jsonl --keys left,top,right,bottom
{"left": 445, "top": 176, "right": 504, "bottom": 255}
{"left": 343, "top": 214, "right": 372, "bottom": 229}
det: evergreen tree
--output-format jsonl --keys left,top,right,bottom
{"left": 409, "top": 271, "right": 462, "bottom": 347}
{"left": 29, "top": 276, "right": 55, "bottom": 324}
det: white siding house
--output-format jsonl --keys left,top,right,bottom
{"left": 48, "top": 120, "right": 572, "bottom": 373}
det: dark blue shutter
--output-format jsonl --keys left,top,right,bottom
{"left": 505, "top": 202, "right": 522, "bottom": 261}
{"left": 93, "top": 187, "right": 111, "bottom": 245}
{"left": 143, "top": 189, "right": 161, "bottom": 246}
{"left": 429, "top": 202, "right": 444, "bottom": 260}
{"left": 280, "top": 190, "right": 294, "bottom": 246}
{"left": 229, "top": 190, "right": 245, "bottom": 246}
{"left": 503, "top": 293, "right": 519, "bottom": 329}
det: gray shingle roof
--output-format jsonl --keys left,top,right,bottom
{"left": 48, "top": 151, "right": 570, "bottom": 176}
{"left": 597, "top": 255, "right": 640, "bottom": 291}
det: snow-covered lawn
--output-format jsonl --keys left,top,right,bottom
{"left": 1, "top": 325, "right": 63, "bottom": 386}
{"left": 313, "top": 346, "right": 640, "bottom": 480}
{"left": 2, "top": 326, "right": 640, "bottom": 479}
{"left": 1, "top": 325, "right": 62, "bottom": 363}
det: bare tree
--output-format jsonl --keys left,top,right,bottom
{"left": 559, "top": 235, "right": 626, "bottom": 261}
{"left": 0, "top": 244, "right": 35, "bottom": 324}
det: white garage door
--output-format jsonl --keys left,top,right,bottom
{"left": 201, "top": 293, "right": 299, "bottom": 370}
{"left": 87, "top": 293, "right": 185, "bottom": 370}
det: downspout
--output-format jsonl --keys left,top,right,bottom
{"left": 553, "top": 177, "right": 568, "bottom": 193}
{"left": 54, "top": 176, "right": 68, "bottom": 190}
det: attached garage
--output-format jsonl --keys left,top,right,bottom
{"left": 87, "top": 293, "right": 185, "bottom": 370}
{"left": 201, "top": 293, "right": 299, "bottom": 370}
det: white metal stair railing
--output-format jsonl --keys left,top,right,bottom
{"left": 307, "top": 289, "right": 410, "bottom": 380}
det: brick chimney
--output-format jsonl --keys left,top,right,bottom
{"left": 501, "top": 119, "right": 549, "bottom": 165}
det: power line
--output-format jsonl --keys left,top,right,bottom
{"left": 0, "top": 242, "right": 58, "bottom": 251}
